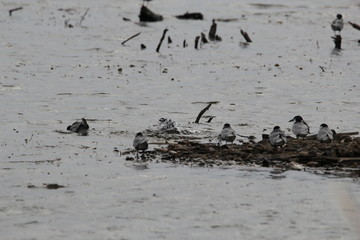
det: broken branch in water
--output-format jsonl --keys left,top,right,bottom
{"left": 156, "top": 28, "right": 168, "bottom": 52}
{"left": 9, "top": 7, "right": 23, "bottom": 16}
{"left": 183, "top": 40, "right": 188, "bottom": 48}
{"left": 332, "top": 35, "right": 342, "bottom": 49}
{"left": 201, "top": 32, "right": 208, "bottom": 44}
{"left": 194, "top": 36, "right": 200, "bottom": 49}
{"left": 207, "top": 117, "right": 214, "bottom": 123}
{"left": 208, "top": 19, "right": 217, "bottom": 41}
{"left": 78, "top": 8, "right": 89, "bottom": 27}
{"left": 240, "top": 29, "right": 252, "bottom": 43}
{"left": 121, "top": 32, "right": 141, "bottom": 45}
{"left": 195, "top": 103, "right": 212, "bottom": 123}
{"left": 348, "top": 21, "right": 360, "bottom": 31}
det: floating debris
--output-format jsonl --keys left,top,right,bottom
{"left": 139, "top": 5, "right": 163, "bottom": 22}
{"left": 175, "top": 12, "right": 204, "bottom": 20}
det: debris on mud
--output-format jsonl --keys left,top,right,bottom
{"left": 123, "top": 133, "right": 360, "bottom": 176}
{"left": 175, "top": 12, "right": 204, "bottom": 20}
{"left": 27, "top": 183, "right": 65, "bottom": 189}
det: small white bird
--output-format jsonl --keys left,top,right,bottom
{"left": 289, "top": 116, "right": 310, "bottom": 138}
{"left": 67, "top": 118, "right": 89, "bottom": 136}
{"left": 269, "top": 126, "right": 287, "bottom": 147}
{"left": 218, "top": 123, "right": 236, "bottom": 144}
{"left": 331, "top": 14, "right": 344, "bottom": 35}
{"left": 317, "top": 123, "right": 334, "bottom": 143}
{"left": 133, "top": 132, "right": 148, "bottom": 157}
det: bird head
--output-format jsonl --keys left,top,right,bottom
{"left": 223, "top": 123, "right": 231, "bottom": 128}
{"left": 289, "top": 115, "right": 303, "bottom": 122}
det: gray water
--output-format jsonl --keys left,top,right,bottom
{"left": 1, "top": 0, "right": 360, "bottom": 239}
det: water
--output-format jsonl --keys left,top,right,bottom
{"left": 1, "top": 0, "right": 360, "bottom": 239}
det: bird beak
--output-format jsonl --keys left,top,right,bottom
{"left": 289, "top": 118, "right": 294, "bottom": 122}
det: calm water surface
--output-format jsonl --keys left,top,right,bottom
{"left": 1, "top": 0, "right": 360, "bottom": 239}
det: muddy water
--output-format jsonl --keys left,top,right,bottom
{"left": 1, "top": 0, "right": 360, "bottom": 239}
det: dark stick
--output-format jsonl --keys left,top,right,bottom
{"left": 195, "top": 103, "right": 212, "bottom": 123}
{"left": 207, "top": 117, "right": 214, "bottom": 123}
{"left": 78, "top": 8, "right": 89, "bottom": 26}
{"left": 194, "top": 36, "right": 200, "bottom": 49}
{"left": 201, "top": 32, "right": 208, "bottom": 44}
{"left": 156, "top": 28, "right": 168, "bottom": 53}
{"left": 208, "top": 19, "right": 217, "bottom": 41}
{"left": 121, "top": 32, "right": 141, "bottom": 45}
{"left": 9, "top": 7, "right": 23, "bottom": 16}
{"left": 332, "top": 35, "right": 342, "bottom": 49}
{"left": 348, "top": 21, "right": 360, "bottom": 31}
{"left": 168, "top": 36, "right": 172, "bottom": 44}
{"left": 240, "top": 29, "right": 252, "bottom": 43}
{"left": 183, "top": 40, "right": 187, "bottom": 48}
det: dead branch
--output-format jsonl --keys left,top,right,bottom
{"left": 195, "top": 103, "right": 212, "bottom": 123}
{"left": 332, "top": 35, "right": 342, "bottom": 49}
{"left": 122, "top": 32, "right": 141, "bottom": 45}
{"left": 9, "top": 7, "right": 23, "bottom": 16}
{"left": 208, "top": 19, "right": 217, "bottom": 41}
{"left": 156, "top": 28, "right": 168, "bottom": 52}
{"left": 194, "top": 36, "right": 200, "bottom": 49}
{"left": 78, "top": 8, "right": 89, "bottom": 27}
{"left": 348, "top": 21, "right": 360, "bottom": 31}
{"left": 240, "top": 29, "right": 252, "bottom": 43}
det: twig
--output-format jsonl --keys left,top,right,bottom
{"left": 194, "top": 36, "right": 200, "bottom": 49}
{"left": 207, "top": 117, "right": 214, "bottom": 123}
{"left": 348, "top": 21, "right": 360, "bottom": 31}
{"left": 156, "top": 28, "right": 168, "bottom": 52}
{"left": 195, "top": 103, "right": 212, "bottom": 123}
{"left": 121, "top": 32, "right": 141, "bottom": 45}
{"left": 240, "top": 29, "right": 252, "bottom": 43}
{"left": 9, "top": 7, "right": 23, "bottom": 16}
{"left": 78, "top": 8, "right": 89, "bottom": 27}
{"left": 183, "top": 39, "right": 187, "bottom": 48}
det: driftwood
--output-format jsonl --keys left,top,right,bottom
{"left": 9, "top": 7, "right": 23, "bottom": 16}
{"left": 195, "top": 103, "right": 212, "bottom": 123}
{"left": 201, "top": 32, "right": 208, "bottom": 44}
{"left": 332, "top": 35, "right": 342, "bottom": 49}
{"left": 121, "top": 32, "right": 141, "bottom": 45}
{"left": 139, "top": 5, "right": 163, "bottom": 22}
{"left": 175, "top": 12, "right": 203, "bottom": 20}
{"left": 348, "top": 21, "right": 360, "bottom": 31}
{"left": 168, "top": 36, "right": 172, "bottom": 44}
{"left": 240, "top": 29, "right": 252, "bottom": 43}
{"left": 183, "top": 40, "right": 188, "bottom": 48}
{"left": 208, "top": 19, "right": 217, "bottom": 41}
{"left": 194, "top": 36, "right": 200, "bottom": 49}
{"left": 156, "top": 29, "right": 168, "bottom": 52}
